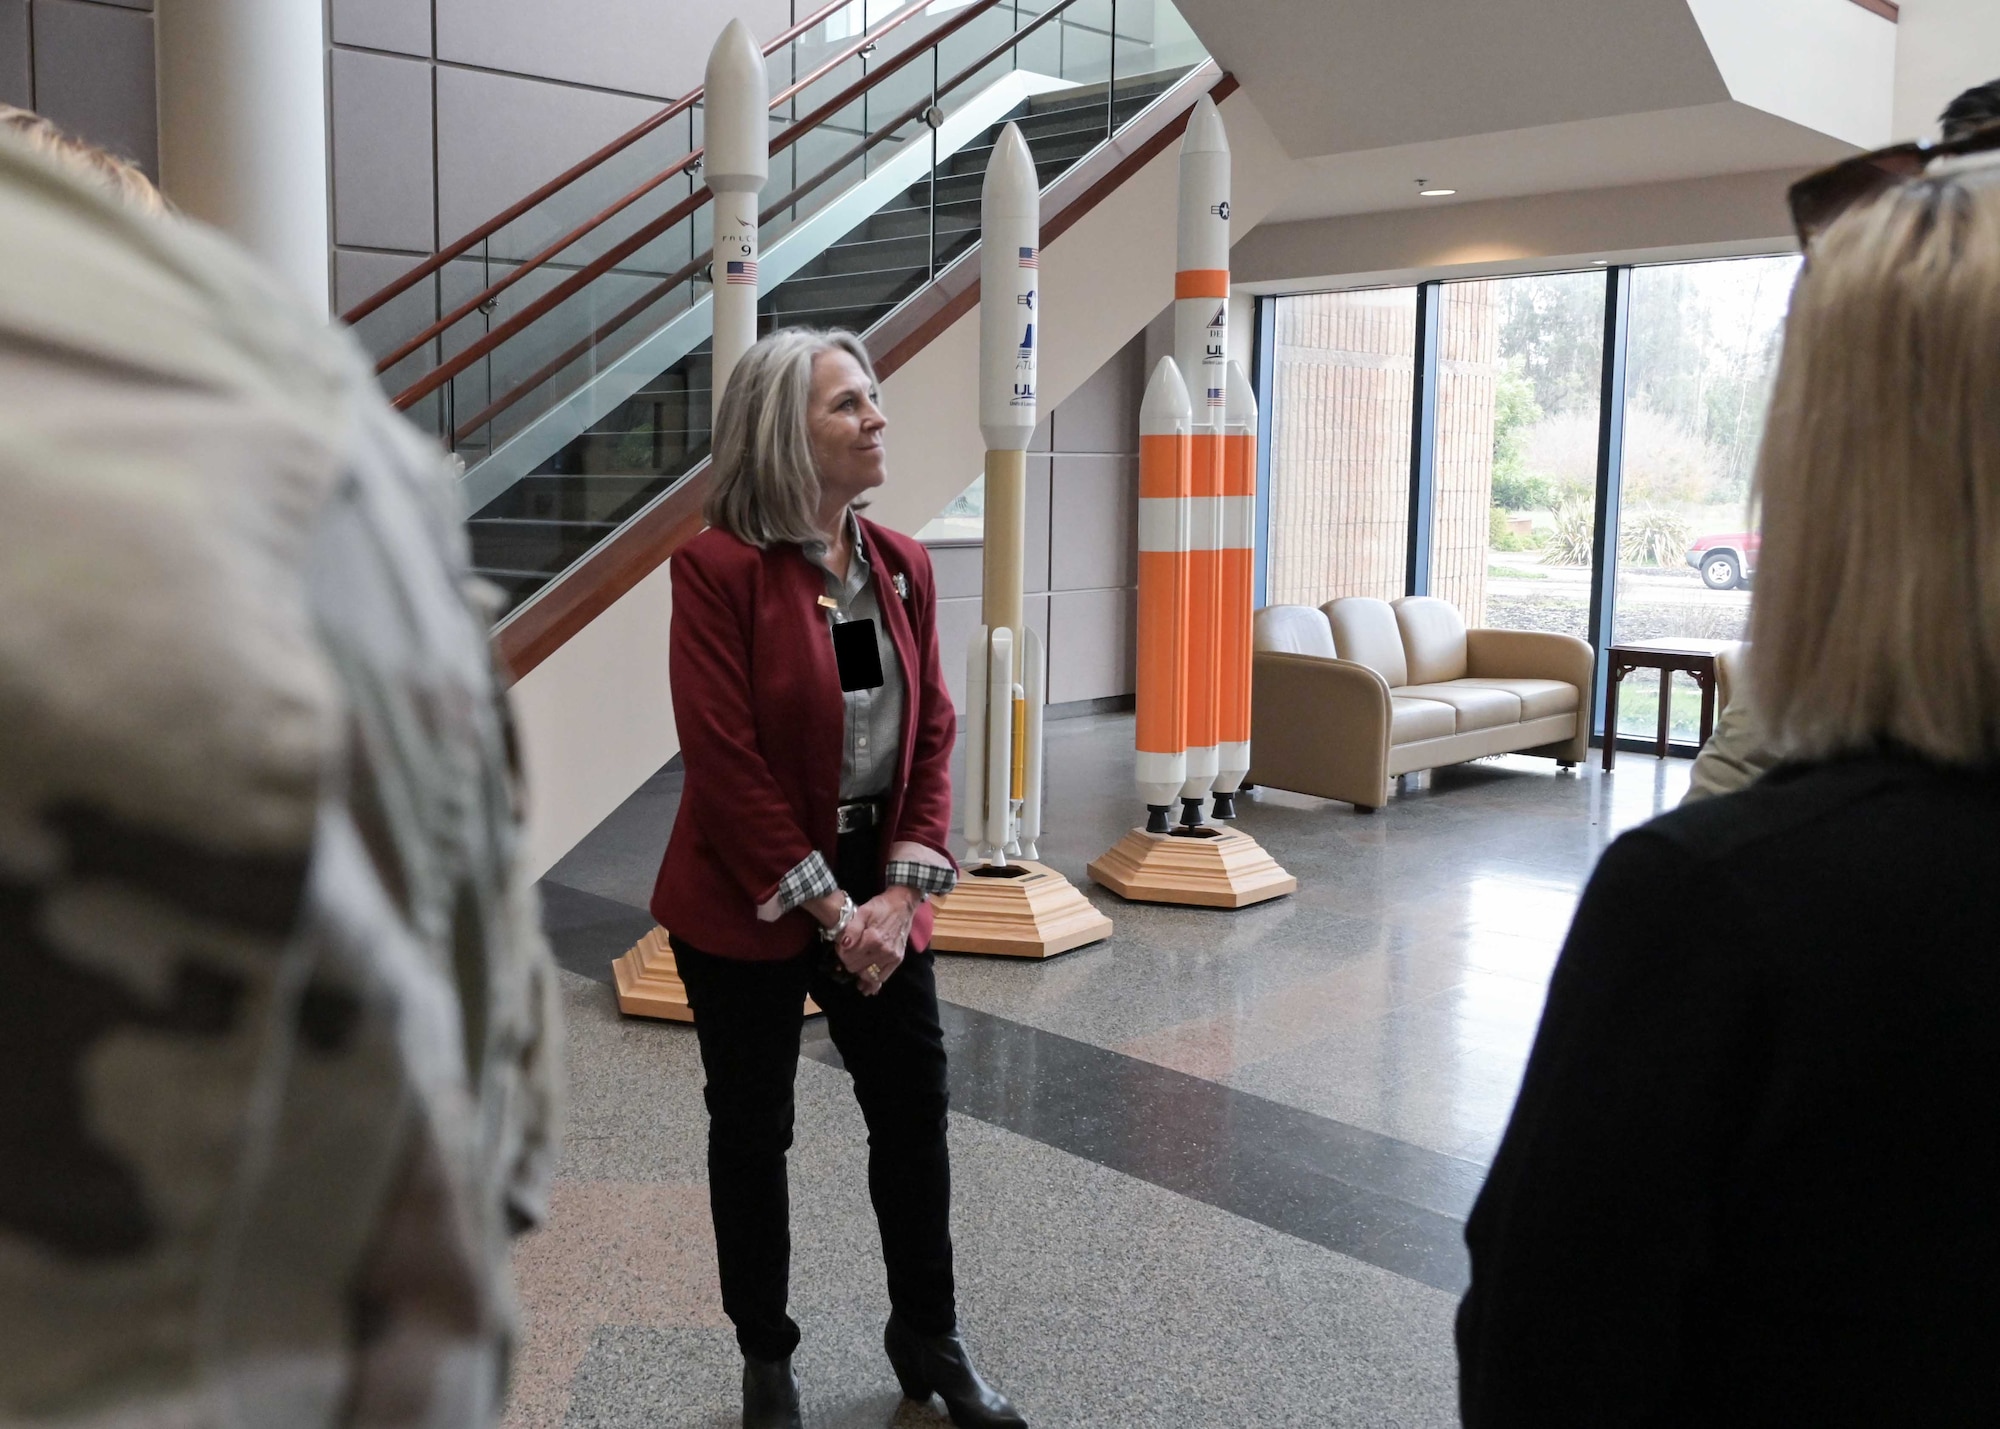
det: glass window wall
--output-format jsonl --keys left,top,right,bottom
{"left": 1430, "top": 273, "right": 1605, "bottom": 633}
{"left": 1610, "top": 255, "right": 1799, "bottom": 742}
{"left": 1264, "top": 287, "right": 1417, "bottom": 607}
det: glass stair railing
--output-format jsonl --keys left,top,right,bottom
{"left": 343, "top": 0, "right": 1210, "bottom": 622}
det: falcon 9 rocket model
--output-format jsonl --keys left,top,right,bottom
{"left": 1173, "top": 94, "right": 1230, "bottom": 828}
{"left": 705, "top": 19, "right": 768, "bottom": 419}
{"left": 962, "top": 123, "right": 1045, "bottom": 865}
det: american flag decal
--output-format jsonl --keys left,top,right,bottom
{"left": 725, "top": 259, "right": 758, "bottom": 285}
{"left": 1018, "top": 246, "right": 1038, "bottom": 269}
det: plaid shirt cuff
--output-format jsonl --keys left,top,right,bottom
{"left": 886, "top": 859, "right": 958, "bottom": 900}
{"left": 757, "top": 851, "right": 838, "bottom": 923}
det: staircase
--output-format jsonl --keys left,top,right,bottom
{"left": 461, "top": 70, "right": 1188, "bottom": 616}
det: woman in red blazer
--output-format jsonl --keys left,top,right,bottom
{"left": 652, "top": 329, "right": 1025, "bottom": 1429}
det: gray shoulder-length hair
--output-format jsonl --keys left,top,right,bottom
{"left": 703, "top": 326, "right": 878, "bottom": 548}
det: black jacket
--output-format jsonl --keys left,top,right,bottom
{"left": 1457, "top": 753, "right": 2000, "bottom": 1427}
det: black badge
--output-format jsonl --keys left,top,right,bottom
{"left": 832, "top": 618, "right": 885, "bottom": 692}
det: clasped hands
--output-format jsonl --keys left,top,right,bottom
{"left": 807, "top": 885, "right": 918, "bottom": 995}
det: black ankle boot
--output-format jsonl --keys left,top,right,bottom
{"left": 883, "top": 1314, "right": 1026, "bottom": 1428}
{"left": 741, "top": 1354, "right": 800, "bottom": 1429}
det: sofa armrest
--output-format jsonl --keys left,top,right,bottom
{"left": 1249, "top": 651, "right": 1394, "bottom": 808}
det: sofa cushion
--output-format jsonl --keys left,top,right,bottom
{"left": 1450, "top": 677, "right": 1579, "bottom": 722}
{"left": 1393, "top": 597, "right": 1468, "bottom": 684}
{"left": 1322, "top": 597, "right": 1408, "bottom": 687}
{"left": 1253, "top": 604, "right": 1338, "bottom": 659}
{"left": 1390, "top": 696, "right": 1457, "bottom": 743}
{"left": 1397, "top": 682, "right": 1522, "bottom": 732}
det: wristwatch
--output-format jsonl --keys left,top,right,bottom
{"left": 817, "top": 893, "right": 856, "bottom": 942}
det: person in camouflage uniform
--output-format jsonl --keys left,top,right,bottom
{"left": 0, "top": 124, "right": 562, "bottom": 1427}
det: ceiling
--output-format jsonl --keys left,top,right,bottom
{"left": 1174, "top": 0, "right": 1893, "bottom": 227}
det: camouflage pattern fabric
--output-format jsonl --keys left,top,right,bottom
{"left": 0, "top": 134, "right": 562, "bottom": 1426}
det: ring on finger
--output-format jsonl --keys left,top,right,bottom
{"left": 862, "top": 964, "right": 883, "bottom": 983}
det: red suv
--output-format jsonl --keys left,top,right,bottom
{"left": 1685, "top": 531, "right": 1759, "bottom": 590}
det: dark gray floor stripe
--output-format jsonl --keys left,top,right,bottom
{"left": 806, "top": 998, "right": 1477, "bottom": 1295}
{"left": 540, "top": 879, "right": 659, "bottom": 985}
{"left": 541, "top": 882, "right": 1479, "bottom": 1296}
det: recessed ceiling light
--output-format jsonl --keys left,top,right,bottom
{"left": 1415, "top": 178, "right": 1456, "bottom": 198}
{"left": 1592, "top": 259, "right": 1609, "bottom": 265}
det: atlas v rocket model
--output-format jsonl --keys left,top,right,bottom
{"left": 1133, "top": 93, "right": 1256, "bottom": 831}
{"left": 705, "top": 19, "right": 768, "bottom": 418}
{"left": 962, "top": 123, "right": 1046, "bottom": 865}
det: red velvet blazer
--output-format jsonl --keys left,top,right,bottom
{"left": 650, "top": 519, "right": 958, "bottom": 960}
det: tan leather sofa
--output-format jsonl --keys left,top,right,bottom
{"left": 1248, "top": 597, "right": 1594, "bottom": 810}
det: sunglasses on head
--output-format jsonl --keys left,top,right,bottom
{"left": 1789, "top": 118, "right": 2000, "bottom": 248}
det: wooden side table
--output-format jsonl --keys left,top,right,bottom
{"left": 1602, "top": 638, "right": 1736, "bottom": 770}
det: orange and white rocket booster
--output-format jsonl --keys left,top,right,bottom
{"left": 1211, "top": 359, "right": 1256, "bottom": 817}
{"left": 1174, "top": 94, "right": 1230, "bottom": 827}
{"left": 1135, "top": 356, "right": 1193, "bottom": 832}
{"left": 962, "top": 123, "right": 1044, "bottom": 864}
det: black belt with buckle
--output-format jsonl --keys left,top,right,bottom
{"left": 835, "top": 799, "right": 882, "bottom": 835}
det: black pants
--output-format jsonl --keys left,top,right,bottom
{"left": 671, "top": 829, "right": 956, "bottom": 1362}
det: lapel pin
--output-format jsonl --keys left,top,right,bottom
{"left": 892, "top": 572, "right": 910, "bottom": 600}
{"left": 816, "top": 595, "right": 839, "bottom": 609}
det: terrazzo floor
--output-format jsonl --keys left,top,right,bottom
{"left": 513, "top": 713, "right": 1693, "bottom": 1427}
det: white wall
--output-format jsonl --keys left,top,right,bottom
{"left": 1687, "top": 0, "right": 1896, "bottom": 151}
{"left": 510, "top": 559, "right": 677, "bottom": 881}
{"left": 1893, "top": 0, "right": 2000, "bottom": 141}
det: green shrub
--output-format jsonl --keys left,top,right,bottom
{"left": 1619, "top": 507, "right": 1693, "bottom": 568}
{"left": 1544, "top": 497, "right": 1595, "bottom": 567}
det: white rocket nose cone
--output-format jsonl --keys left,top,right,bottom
{"left": 982, "top": 123, "right": 1039, "bottom": 217}
{"left": 1225, "top": 359, "right": 1256, "bottom": 425}
{"left": 704, "top": 18, "right": 770, "bottom": 185}
{"left": 1182, "top": 93, "right": 1229, "bottom": 156}
{"left": 1141, "top": 356, "right": 1194, "bottom": 433}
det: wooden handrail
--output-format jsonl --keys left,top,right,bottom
{"left": 490, "top": 65, "right": 1234, "bottom": 682}
{"left": 1846, "top": 0, "right": 1898, "bottom": 21}
{"left": 341, "top": 0, "right": 922, "bottom": 330}
{"left": 403, "top": 0, "right": 1009, "bottom": 420}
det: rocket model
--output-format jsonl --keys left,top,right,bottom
{"left": 1172, "top": 94, "right": 1230, "bottom": 828}
{"left": 962, "top": 123, "right": 1045, "bottom": 865}
{"left": 705, "top": 19, "right": 768, "bottom": 419}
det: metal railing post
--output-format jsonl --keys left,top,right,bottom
{"left": 1587, "top": 265, "right": 1633, "bottom": 741}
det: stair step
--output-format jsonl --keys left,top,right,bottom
{"left": 467, "top": 515, "right": 624, "bottom": 576}
{"left": 478, "top": 473, "right": 666, "bottom": 522}
{"left": 763, "top": 264, "right": 927, "bottom": 314}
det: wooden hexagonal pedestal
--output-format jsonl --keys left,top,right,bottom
{"left": 1087, "top": 825, "right": 1297, "bottom": 908}
{"left": 612, "top": 926, "right": 821, "bottom": 1022}
{"left": 927, "top": 860, "right": 1113, "bottom": 959}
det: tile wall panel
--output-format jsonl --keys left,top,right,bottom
{"left": 332, "top": 48, "right": 436, "bottom": 252}
{"left": 31, "top": 0, "right": 155, "bottom": 177}
{"left": 0, "top": 1, "right": 29, "bottom": 108}
{"left": 437, "top": 0, "right": 790, "bottom": 104}
{"left": 435, "top": 65, "right": 660, "bottom": 255}
{"left": 1048, "top": 452, "right": 1138, "bottom": 593}
{"left": 332, "top": 0, "right": 430, "bottom": 56}
{"left": 1047, "top": 587, "right": 1136, "bottom": 705}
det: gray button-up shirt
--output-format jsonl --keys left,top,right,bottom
{"left": 805, "top": 512, "right": 905, "bottom": 800}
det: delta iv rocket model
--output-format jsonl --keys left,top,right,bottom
{"left": 962, "top": 123, "right": 1045, "bottom": 866}
{"left": 705, "top": 18, "right": 768, "bottom": 418}
{"left": 1131, "top": 94, "right": 1257, "bottom": 833}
